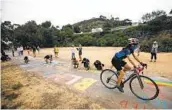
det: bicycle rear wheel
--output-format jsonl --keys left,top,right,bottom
{"left": 129, "top": 75, "right": 159, "bottom": 100}
{"left": 100, "top": 69, "right": 118, "bottom": 89}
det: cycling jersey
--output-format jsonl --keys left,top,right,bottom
{"left": 114, "top": 44, "right": 137, "bottom": 60}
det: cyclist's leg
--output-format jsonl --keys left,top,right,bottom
{"left": 111, "top": 57, "right": 124, "bottom": 86}
{"left": 123, "top": 63, "right": 132, "bottom": 72}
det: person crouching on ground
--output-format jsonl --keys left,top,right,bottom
{"left": 72, "top": 57, "right": 79, "bottom": 68}
{"left": 82, "top": 58, "right": 90, "bottom": 70}
{"left": 24, "top": 56, "right": 29, "bottom": 64}
{"left": 44, "top": 55, "right": 53, "bottom": 64}
{"left": 94, "top": 60, "right": 104, "bottom": 70}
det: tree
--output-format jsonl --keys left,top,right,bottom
{"left": 99, "top": 15, "right": 107, "bottom": 19}
{"left": 73, "top": 25, "right": 81, "bottom": 33}
{"left": 170, "top": 9, "right": 172, "bottom": 14}
{"left": 41, "top": 21, "right": 52, "bottom": 28}
{"left": 142, "top": 10, "right": 166, "bottom": 22}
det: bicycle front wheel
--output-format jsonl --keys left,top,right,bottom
{"left": 100, "top": 69, "right": 118, "bottom": 89}
{"left": 129, "top": 75, "right": 159, "bottom": 100}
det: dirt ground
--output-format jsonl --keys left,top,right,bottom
{"left": 1, "top": 62, "right": 103, "bottom": 109}
{"left": 30, "top": 47, "right": 172, "bottom": 79}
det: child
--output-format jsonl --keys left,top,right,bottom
{"left": 82, "top": 58, "right": 90, "bottom": 70}
{"left": 24, "top": 56, "right": 29, "bottom": 64}
{"left": 94, "top": 60, "right": 104, "bottom": 70}
{"left": 76, "top": 44, "right": 82, "bottom": 61}
{"left": 44, "top": 55, "right": 53, "bottom": 64}
{"left": 72, "top": 58, "right": 79, "bottom": 68}
{"left": 54, "top": 45, "right": 59, "bottom": 58}
{"left": 71, "top": 45, "right": 75, "bottom": 60}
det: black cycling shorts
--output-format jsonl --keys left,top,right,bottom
{"left": 111, "top": 57, "right": 127, "bottom": 71}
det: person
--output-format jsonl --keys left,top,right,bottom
{"left": 17, "top": 46, "right": 20, "bottom": 56}
{"left": 20, "top": 46, "right": 24, "bottom": 56}
{"left": 111, "top": 38, "right": 146, "bottom": 92}
{"left": 150, "top": 41, "right": 158, "bottom": 62}
{"left": 1, "top": 49, "right": 11, "bottom": 62}
{"left": 71, "top": 45, "right": 76, "bottom": 60}
{"left": 54, "top": 45, "right": 59, "bottom": 58}
{"left": 27, "top": 46, "right": 30, "bottom": 55}
{"left": 37, "top": 46, "right": 40, "bottom": 53}
{"left": 11, "top": 45, "right": 15, "bottom": 57}
{"left": 82, "top": 58, "right": 90, "bottom": 70}
{"left": 24, "top": 56, "right": 29, "bottom": 64}
{"left": 44, "top": 55, "right": 53, "bottom": 64}
{"left": 72, "top": 57, "right": 79, "bottom": 68}
{"left": 136, "top": 45, "right": 141, "bottom": 56}
{"left": 94, "top": 60, "right": 104, "bottom": 70}
{"left": 32, "top": 46, "right": 36, "bottom": 57}
{"left": 77, "top": 44, "right": 82, "bottom": 61}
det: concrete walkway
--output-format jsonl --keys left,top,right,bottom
{"left": 10, "top": 54, "right": 172, "bottom": 109}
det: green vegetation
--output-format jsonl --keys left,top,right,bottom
{"left": 1, "top": 10, "right": 172, "bottom": 52}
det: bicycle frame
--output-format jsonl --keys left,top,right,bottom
{"left": 122, "top": 70, "right": 144, "bottom": 89}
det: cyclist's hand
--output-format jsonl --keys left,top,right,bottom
{"left": 140, "top": 62, "right": 147, "bottom": 67}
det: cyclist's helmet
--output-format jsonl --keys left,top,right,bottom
{"left": 128, "top": 38, "right": 139, "bottom": 45}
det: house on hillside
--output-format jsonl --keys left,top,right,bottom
{"left": 132, "top": 22, "right": 139, "bottom": 26}
{"left": 91, "top": 28, "right": 103, "bottom": 33}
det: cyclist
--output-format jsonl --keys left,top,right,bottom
{"left": 111, "top": 38, "right": 146, "bottom": 92}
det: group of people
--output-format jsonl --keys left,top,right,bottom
{"left": 10, "top": 45, "right": 40, "bottom": 58}
{"left": 2, "top": 39, "right": 159, "bottom": 94}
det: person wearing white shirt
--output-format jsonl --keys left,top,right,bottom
{"left": 17, "top": 47, "right": 20, "bottom": 56}
{"left": 20, "top": 46, "right": 24, "bottom": 56}
{"left": 71, "top": 45, "right": 75, "bottom": 60}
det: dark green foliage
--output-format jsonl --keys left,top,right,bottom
{"left": 1, "top": 10, "right": 172, "bottom": 52}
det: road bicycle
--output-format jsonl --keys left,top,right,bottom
{"left": 100, "top": 64, "right": 159, "bottom": 100}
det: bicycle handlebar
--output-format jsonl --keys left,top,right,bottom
{"left": 134, "top": 64, "right": 147, "bottom": 74}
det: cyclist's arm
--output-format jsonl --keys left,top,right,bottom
{"left": 132, "top": 53, "right": 141, "bottom": 63}
{"left": 127, "top": 55, "right": 137, "bottom": 67}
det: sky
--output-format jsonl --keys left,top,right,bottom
{"left": 1, "top": 0, "right": 172, "bottom": 27}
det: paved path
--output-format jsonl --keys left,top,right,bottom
{"left": 10, "top": 55, "right": 172, "bottom": 109}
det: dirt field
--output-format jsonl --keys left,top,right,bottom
{"left": 29, "top": 47, "right": 172, "bottom": 79}
{"left": 1, "top": 62, "right": 103, "bottom": 109}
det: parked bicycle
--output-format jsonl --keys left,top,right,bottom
{"left": 100, "top": 64, "right": 159, "bottom": 100}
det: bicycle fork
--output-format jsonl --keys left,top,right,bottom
{"left": 136, "top": 75, "right": 144, "bottom": 89}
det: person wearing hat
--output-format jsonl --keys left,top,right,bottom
{"left": 150, "top": 41, "right": 158, "bottom": 62}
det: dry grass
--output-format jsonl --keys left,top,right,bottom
{"left": 1, "top": 61, "right": 103, "bottom": 109}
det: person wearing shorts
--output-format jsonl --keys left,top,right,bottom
{"left": 111, "top": 38, "right": 146, "bottom": 93}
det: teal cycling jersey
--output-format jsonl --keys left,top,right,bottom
{"left": 114, "top": 44, "right": 137, "bottom": 59}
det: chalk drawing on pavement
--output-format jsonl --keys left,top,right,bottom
{"left": 66, "top": 75, "right": 82, "bottom": 85}
{"left": 73, "top": 78, "right": 97, "bottom": 91}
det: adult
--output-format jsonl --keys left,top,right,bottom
{"left": 32, "top": 46, "right": 37, "bottom": 57}
{"left": 11, "top": 45, "right": 15, "bottom": 57}
{"left": 27, "top": 46, "right": 30, "bottom": 55}
{"left": 17, "top": 46, "right": 20, "bottom": 56}
{"left": 20, "top": 46, "right": 24, "bottom": 56}
{"left": 77, "top": 44, "right": 82, "bottom": 61}
{"left": 54, "top": 45, "right": 59, "bottom": 58}
{"left": 111, "top": 38, "right": 146, "bottom": 92}
{"left": 136, "top": 45, "right": 141, "bottom": 56}
{"left": 37, "top": 46, "right": 40, "bottom": 53}
{"left": 150, "top": 41, "right": 158, "bottom": 62}
{"left": 71, "top": 45, "right": 76, "bottom": 60}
